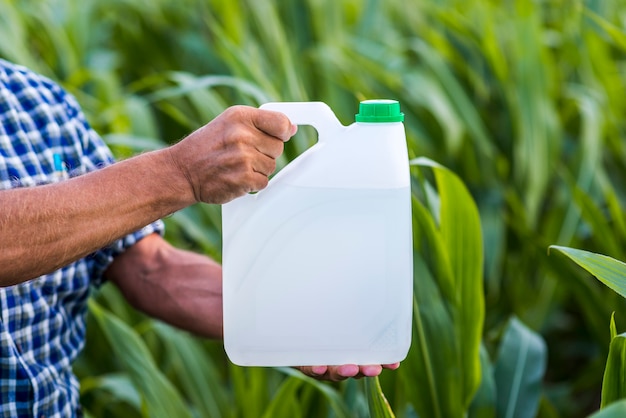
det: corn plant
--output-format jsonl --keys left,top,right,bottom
{"left": 550, "top": 246, "right": 626, "bottom": 417}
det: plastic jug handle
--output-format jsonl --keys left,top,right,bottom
{"left": 260, "top": 102, "right": 344, "bottom": 140}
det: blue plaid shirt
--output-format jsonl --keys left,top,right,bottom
{"left": 0, "top": 59, "right": 164, "bottom": 417}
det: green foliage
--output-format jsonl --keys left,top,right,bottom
{"left": 365, "top": 377, "right": 395, "bottom": 418}
{"left": 405, "top": 157, "right": 485, "bottom": 417}
{"left": 493, "top": 318, "right": 547, "bottom": 418}
{"left": 548, "top": 247, "right": 626, "bottom": 412}
{"left": 88, "top": 300, "right": 192, "bottom": 418}
{"left": 588, "top": 400, "right": 626, "bottom": 418}
{"left": 549, "top": 246, "right": 626, "bottom": 300}
{"left": 469, "top": 345, "right": 497, "bottom": 418}
{"left": 602, "top": 323, "right": 626, "bottom": 409}
{"left": 4, "top": 0, "right": 626, "bottom": 416}
{"left": 466, "top": 318, "right": 548, "bottom": 418}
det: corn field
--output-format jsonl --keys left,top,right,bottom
{"left": 3, "top": 0, "right": 626, "bottom": 417}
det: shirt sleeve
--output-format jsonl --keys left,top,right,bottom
{"left": 55, "top": 83, "right": 165, "bottom": 287}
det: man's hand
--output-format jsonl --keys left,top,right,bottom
{"left": 168, "top": 106, "right": 296, "bottom": 205}
{"left": 296, "top": 363, "right": 401, "bottom": 382}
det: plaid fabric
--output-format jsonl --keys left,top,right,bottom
{"left": 0, "top": 59, "right": 164, "bottom": 417}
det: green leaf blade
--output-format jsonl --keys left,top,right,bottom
{"left": 468, "top": 344, "right": 496, "bottom": 418}
{"left": 365, "top": 376, "right": 396, "bottom": 418}
{"left": 589, "top": 399, "right": 626, "bottom": 417}
{"left": 88, "top": 300, "right": 193, "bottom": 418}
{"left": 601, "top": 332, "right": 626, "bottom": 408}
{"left": 549, "top": 246, "right": 626, "bottom": 299}
{"left": 494, "top": 317, "right": 547, "bottom": 418}
{"left": 412, "top": 157, "right": 485, "bottom": 408}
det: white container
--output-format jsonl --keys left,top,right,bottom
{"left": 222, "top": 100, "right": 413, "bottom": 366}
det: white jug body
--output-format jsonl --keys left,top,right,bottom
{"left": 222, "top": 101, "right": 413, "bottom": 366}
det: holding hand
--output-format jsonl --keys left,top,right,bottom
{"left": 167, "top": 105, "right": 297, "bottom": 205}
{"left": 296, "top": 363, "right": 401, "bottom": 382}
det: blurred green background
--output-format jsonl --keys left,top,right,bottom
{"left": 2, "top": 0, "right": 626, "bottom": 416}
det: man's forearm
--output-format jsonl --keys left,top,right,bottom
{"left": 0, "top": 149, "right": 192, "bottom": 285}
{"left": 106, "top": 234, "right": 223, "bottom": 339}
{"left": 0, "top": 106, "right": 294, "bottom": 286}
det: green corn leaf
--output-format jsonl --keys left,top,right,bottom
{"left": 276, "top": 367, "right": 352, "bottom": 418}
{"left": 342, "top": 378, "right": 370, "bottom": 417}
{"left": 229, "top": 366, "right": 272, "bottom": 418}
{"left": 569, "top": 184, "right": 621, "bottom": 259}
{"left": 494, "top": 317, "right": 547, "bottom": 418}
{"left": 151, "top": 322, "right": 232, "bottom": 418}
{"left": 79, "top": 373, "right": 142, "bottom": 412}
{"left": 365, "top": 376, "right": 395, "bottom": 418}
{"left": 601, "top": 330, "right": 626, "bottom": 408}
{"left": 558, "top": 84, "right": 604, "bottom": 245}
{"left": 146, "top": 72, "right": 271, "bottom": 105}
{"left": 260, "top": 377, "right": 304, "bottom": 418}
{"left": 405, "top": 252, "right": 460, "bottom": 418}
{"left": 404, "top": 234, "right": 459, "bottom": 418}
{"left": 0, "top": 3, "right": 42, "bottom": 71}
{"left": 412, "top": 157, "right": 485, "bottom": 408}
{"left": 549, "top": 246, "right": 626, "bottom": 299}
{"left": 536, "top": 396, "right": 561, "bottom": 418}
{"left": 103, "top": 134, "right": 166, "bottom": 152}
{"left": 588, "top": 400, "right": 626, "bottom": 417}
{"left": 164, "top": 205, "right": 223, "bottom": 258}
{"left": 88, "top": 300, "right": 192, "bottom": 418}
{"left": 603, "top": 182, "right": 626, "bottom": 241}
{"left": 611, "top": 313, "right": 617, "bottom": 341}
{"left": 409, "top": 41, "right": 494, "bottom": 159}
{"left": 121, "top": 95, "right": 160, "bottom": 140}
{"left": 584, "top": 9, "right": 626, "bottom": 51}
{"left": 468, "top": 345, "right": 496, "bottom": 418}
{"left": 403, "top": 71, "right": 464, "bottom": 155}
{"left": 403, "top": 157, "right": 484, "bottom": 418}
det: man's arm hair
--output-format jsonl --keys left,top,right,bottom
{"left": 0, "top": 106, "right": 294, "bottom": 286}
{"left": 0, "top": 150, "right": 190, "bottom": 285}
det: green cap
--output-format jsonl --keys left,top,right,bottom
{"left": 355, "top": 99, "right": 404, "bottom": 123}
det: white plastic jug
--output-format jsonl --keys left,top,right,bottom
{"left": 222, "top": 100, "right": 413, "bottom": 367}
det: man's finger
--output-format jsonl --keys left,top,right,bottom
{"left": 254, "top": 134, "right": 285, "bottom": 160}
{"left": 252, "top": 153, "right": 277, "bottom": 177}
{"left": 328, "top": 364, "right": 359, "bottom": 381}
{"left": 296, "top": 362, "right": 398, "bottom": 381}
{"left": 382, "top": 362, "right": 400, "bottom": 370}
{"left": 252, "top": 109, "right": 297, "bottom": 141}
{"left": 294, "top": 365, "right": 327, "bottom": 378}
{"left": 359, "top": 365, "right": 383, "bottom": 377}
